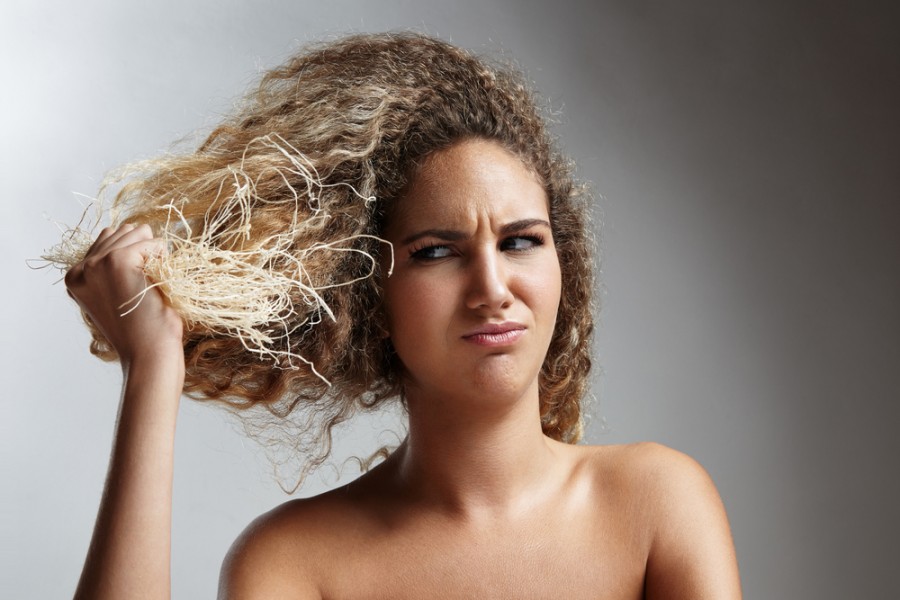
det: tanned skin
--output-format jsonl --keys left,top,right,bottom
{"left": 69, "top": 140, "right": 741, "bottom": 599}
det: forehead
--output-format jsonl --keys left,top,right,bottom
{"left": 386, "top": 139, "right": 549, "bottom": 233}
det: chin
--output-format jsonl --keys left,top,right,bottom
{"left": 469, "top": 357, "right": 540, "bottom": 401}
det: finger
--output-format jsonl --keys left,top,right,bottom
{"left": 104, "top": 237, "right": 169, "bottom": 282}
{"left": 89, "top": 223, "right": 153, "bottom": 256}
{"left": 127, "top": 237, "right": 168, "bottom": 263}
{"left": 86, "top": 223, "right": 135, "bottom": 257}
{"left": 113, "top": 239, "right": 171, "bottom": 312}
{"left": 108, "top": 224, "right": 157, "bottom": 253}
{"left": 83, "top": 225, "right": 121, "bottom": 257}
{"left": 72, "top": 234, "right": 163, "bottom": 293}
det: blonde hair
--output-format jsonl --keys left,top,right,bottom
{"left": 70, "top": 32, "right": 594, "bottom": 478}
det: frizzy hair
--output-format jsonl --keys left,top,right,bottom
{"left": 84, "top": 32, "right": 594, "bottom": 477}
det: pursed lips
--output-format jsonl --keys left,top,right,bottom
{"left": 462, "top": 322, "right": 526, "bottom": 346}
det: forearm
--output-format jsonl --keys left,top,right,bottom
{"left": 75, "top": 350, "right": 185, "bottom": 600}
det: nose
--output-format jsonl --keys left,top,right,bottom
{"left": 464, "top": 247, "right": 514, "bottom": 311}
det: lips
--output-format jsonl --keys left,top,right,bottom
{"left": 462, "top": 322, "right": 526, "bottom": 347}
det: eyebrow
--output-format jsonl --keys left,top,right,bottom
{"left": 400, "top": 218, "right": 551, "bottom": 246}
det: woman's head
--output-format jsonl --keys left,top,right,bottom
{"left": 381, "top": 138, "right": 564, "bottom": 423}
{"left": 94, "top": 32, "right": 593, "bottom": 453}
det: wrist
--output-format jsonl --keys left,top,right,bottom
{"left": 121, "top": 342, "right": 186, "bottom": 390}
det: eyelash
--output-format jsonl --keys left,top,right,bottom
{"left": 409, "top": 234, "right": 546, "bottom": 261}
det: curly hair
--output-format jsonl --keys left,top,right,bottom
{"left": 86, "top": 32, "right": 594, "bottom": 474}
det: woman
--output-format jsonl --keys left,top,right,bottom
{"left": 64, "top": 33, "right": 741, "bottom": 598}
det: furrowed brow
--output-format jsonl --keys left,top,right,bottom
{"left": 499, "top": 219, "right": 551, "bottom": 235}
{"left": 400, "top": 219, "right": 551, "bottom": 245}
{"left": 401, "top": 229, "right": 468, "bottom": 246}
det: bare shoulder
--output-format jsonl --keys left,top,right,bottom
{"left": 572, "top": 441, "right": 715, "bottom": 495}
{"left": 219, "top": 455, "right": 403, "bottom": 599}
{"left": 618, "top": 443, "right": 731, "bottom": 538}
{"left": 597, "top": 441, "right": 717, "bottom": 492}
{"left": 603, "top": 443, "right": 729, "bottom": 531}
{"left": 576, "top": 442, "right": 742, "bottom": 599}
{"left": 218, "top": 490, "right": 356, "bottom": 600}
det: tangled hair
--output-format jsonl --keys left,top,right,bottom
{"left": 69, "top": 32, "right": 594, "bottom": 477}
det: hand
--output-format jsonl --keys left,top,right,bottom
{"left": 65, "top": 223, "right": 184, "bottom": 366}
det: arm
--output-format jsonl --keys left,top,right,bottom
{"left": 66, "top": 224, "right": 185, "bottom": 600}
{"left": 641, "top": 444, "right": 742, "bottom": 600}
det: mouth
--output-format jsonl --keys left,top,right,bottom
{"left": 462, "top": 322, "right": 526, "bottom": 347}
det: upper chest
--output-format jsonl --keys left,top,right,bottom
{"left": 314, "top": 500, "right": 649, "bottom": 600}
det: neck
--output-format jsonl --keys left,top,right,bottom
{"left": 393, "top": 382, "right": 561, "bottom": 519}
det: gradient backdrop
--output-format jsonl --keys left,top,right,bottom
{"left": 3, "top": 1, "right": 898, "bottom": 598}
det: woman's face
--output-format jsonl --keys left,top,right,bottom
{"left": 381, "top": 139, "right": 562, "bottom": 407}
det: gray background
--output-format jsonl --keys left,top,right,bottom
{"left": 3, "top": 0, "right": 898, "bottom": 598}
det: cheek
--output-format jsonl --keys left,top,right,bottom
{"left": 382, "top": 275, "right": 445, "bottom": 338}
{"left": 531, "top": 256, "right": 562, "bottom": 314}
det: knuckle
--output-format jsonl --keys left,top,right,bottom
{"left": 105, "top": 247, "right": 143, "bottom": 271}
{"left": 83, "top": 255, "right": 102, "bottom": 271}
{"left": 102, "top": 250, "right": 127, "bottom": 269}
{"left": 63, "top": 267, "right": 79, "bottom": 288}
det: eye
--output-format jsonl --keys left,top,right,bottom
{"left": 500, "top": 234, "right": 545, "bottom": 252}
{"left": 410, "top": 243, "right": 454, "bottom": 261}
